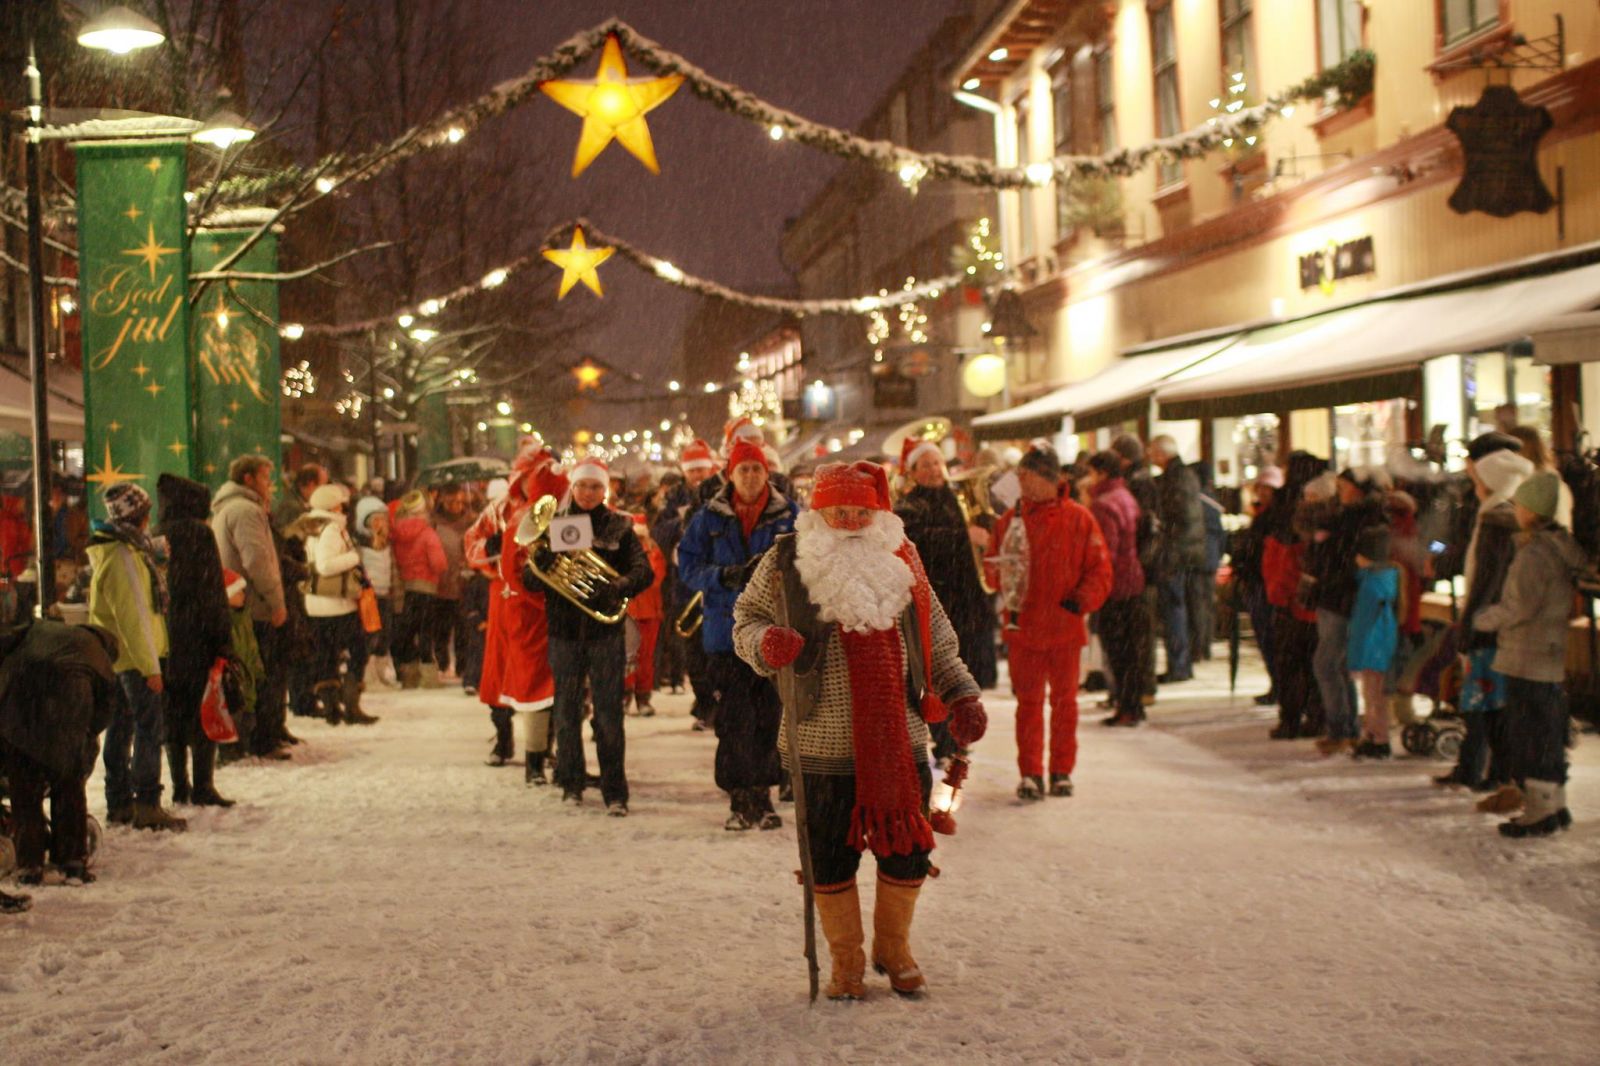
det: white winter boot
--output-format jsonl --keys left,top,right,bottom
{"left": 1499, "top": 779, "right": 1569, "bottom": 838}
{"left": 419, "top": 663, "right": 443, "bottom": 689}
{"left": 365, "top": 656, "right": 400, "bottom": 691}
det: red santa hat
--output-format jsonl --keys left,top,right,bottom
{"left": 679, "top": 438, "right": 716, "bottom": 472}
{"left": 568, "top": 453, "right": 610, "bottom": 486}
{"left": 900, "top": 436, "right": 943, "bottom": 473}
{"left": 811, "top": 461, "right": 891, "bottom": 511}
{"left": 722, "top": 417, "right": 763, "bottom": 457}
{"left": 631, "top": 511, "right": 650, "bottom": 536}
{"left": 222, "top": 568, "right": 247, "bottom": 600}
{"left": 724, "top": 436, "right": 769, "bottom": 476}
{"left": 511, "top": 435, "right": 554, "bottom": 477}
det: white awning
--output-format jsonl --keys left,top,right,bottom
{"left": 0, "top": 361, "right": 85, "bottom": 440}
{"left": 973, "top": 333, "right": 1239, "bottom": 437}
{"left": 1530, "top": 311, "right": 1600, "bottom": 365}
{"left": 1157, "top": 258, "right": 1600, "bottom": 416}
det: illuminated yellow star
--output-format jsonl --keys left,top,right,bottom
{"left": 86, "top": 440, "right": 142, "bottom": 491}
{"left": 123, "top": 204, "right": 142, "bottom": 223}
{"left": 166, "top": 439, "right": 186, "bottom": 457}
{"left": 542, "top": 227, "right": 614, "bottom": 299}
{"left": 145, "top": 158, "right": 161, "bottom": 173}
{"left": 122, "top": 222, "right": 179, "bottom": 281}
{"left": 539, "top": 34, "right": 683, "bottom": 176}
{"left": 206, "top": 292, "right": 231, "bottom": 331}
{"left": 571, "top": 358, "right": 606, "bottom": 391}
{"left": 131, "top": 360, "right": 150, "bottom": 379}
{"left": 145, "top": 380, "right": 164, "bottom": 397}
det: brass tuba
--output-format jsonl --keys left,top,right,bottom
{"left": 673, "top": 590, "right": 703, "bottom": 638}
{"left": 514, "top": 495, "right": 629, "bottom": 624}
{"left": 949, "top": 465, "right": 999, "bottom": 594}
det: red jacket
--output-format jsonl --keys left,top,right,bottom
{"left": 985, "top": 494, "right": 1112, "bottom": 650}
{"left": 626, "top": 542, "right": 667, "bottom": 621}
{"left": 1088, "top": 476, "right": 1145, "bottom": 601}
{"left": 1262, "top": 536, "right": 1316, "bottom": 623}
{"left": 392, "top": 515, "right": 447, "bottom": 591}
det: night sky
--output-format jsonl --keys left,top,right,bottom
{"left": 468, "top": 0, "right": 966, "bottom": 393}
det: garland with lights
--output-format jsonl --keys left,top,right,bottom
{"left": 214, "top": 21, "right": 1377, "bottom": 209}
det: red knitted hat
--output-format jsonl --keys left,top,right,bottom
{"left": 724, "top": 436, "right": 769, "bottom": 476}
{"left": 679, "top": 438, "right": 716, "bottom": 472}
{"left": 811, "top": 461, "right": 890, "bottom": 511}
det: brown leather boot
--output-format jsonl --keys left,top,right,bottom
{"left": 1476, "top": 783, "right": 1523, "bottom": 814}
{"left": 871, "top": 876, "right": 927, "bottom": 996}
{"left": 815, "top": 880, "right": 866, "bottom": 1000}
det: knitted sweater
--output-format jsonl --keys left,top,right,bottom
{"left": 732, "top": 540, "right": 978, "bottom": 775}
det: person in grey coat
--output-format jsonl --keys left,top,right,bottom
{"left": 1472, "top": 472, "right": 1590, "bottom": 838}
{"left": 212, "top": 455, "right": 290, "bottom": 757}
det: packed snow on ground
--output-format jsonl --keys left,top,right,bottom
{"left": 3, "top": 657, "right": 1598, "bottom": 1066}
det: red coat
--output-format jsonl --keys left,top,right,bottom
{"left": 625, "top": 542, "right": 667, "bottom": 622}
{"left": 463, "top": 467, "right": 569, "bottom": 709}
{"left": 985, "top": 495, "right": 1112, "bottom": 650}
{"left": 0, "top": 497, "right": 31, "bottom": 580}
{"left": 392, "top": 516, "right": 447, "bottom": 590}
{"left": 1263, "top": 536, "right": 1316, "bottom": 623}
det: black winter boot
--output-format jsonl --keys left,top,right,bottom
{"left": 525, "top": 750, "right": 547, "bottom": 785}
{"left": 166, "top": 741, "right": 191, "bottom": 805}
{"left": 342, "top": 676, "right": 378, "bottom": 725}
{"left": 189, "top": 735, "right": 235, "bottom": 808}
{"left": 314, "top": 680, "right": 343, "bottom": 725}
{"left": 487, "top": 707, "right": 515, "bottom": 766}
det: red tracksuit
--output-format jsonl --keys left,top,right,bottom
{"left": 626, "top": 542, "right": 667, "bottom": 696}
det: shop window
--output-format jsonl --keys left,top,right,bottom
{"left": 1095, "top": 47, "right": 1117, "bottom": 151}
{"left": 1318, "top": 0, "right": 1364, "bottom": 67}
{"left": 1441, "top": 0, "right": 1500, "bottom": 46}
{"left": 1463, "top": 352, "right": 1552, "bottom": 437}
{"left": 1332, "top": 399, "right": 1407, "bottom": 471}
{"left": 1220, "top": 0, "right": 1255, "bottom": 94}
{"left": 1150, "top": 5, "right": 1182, "bottom": 187}
{"left": 1014, "top": 92, "right": 1036, "bottom": 260}
{"left": 1052, "top": 60, "right": 1075, "bottom": 240}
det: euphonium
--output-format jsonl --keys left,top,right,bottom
{"left": 949, "top": 465, "right": 999, "bottom": 595}
{"left": 673, "top": 590, "right": 704, "bottom": 638}
{"left": 514, "top": 495, "right": 629, "bottom": 624}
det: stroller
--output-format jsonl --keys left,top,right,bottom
{"left": 1395, "top": 621, "right": 1467, "bottom": 760}
{"left": 0, "top": 768, "right": 103, "bottom": 881}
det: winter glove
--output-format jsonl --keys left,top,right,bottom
{"left": 740, "top": 550, "right": 768, "bottom": 585}
{"left": 485, "top": 532, "right": 503, "bottom": 559}
{"left": 947, "top": 695, "right": 988, "bottom": 747}
{"left": 719, "top": 564, "right": 747, "bottom": 590}
{"left": 760, "top": 626, "right": 805, "bottom": 670}
{"left": 533, "top": 544, "right": 558, "bottom": 574}
{"left": 1058, "top": 598, "right": 1081, "bottom": 614}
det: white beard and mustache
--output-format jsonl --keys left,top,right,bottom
{"left": 793, "top": 509, "right": 913, "bottom": 633}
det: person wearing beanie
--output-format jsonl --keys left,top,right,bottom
{"left": 542, "top": 455, "right": 656, "bottom": 816}
{"left": 678, "top": 436, "right": 799, "bottom": 828}
{"left": 88, "top": 482, "right": 186, "bottom": 832}
{"left": 1146, "top": 436, "right": 1206, "bottom": 684}
{"left": 156, "top": 474, "right": 237, "bottom": 808}
{"left": 984, "top": 442, "right": 1113, "bottom": 799}
{"left": 1470, "top": 471, "right": 1589, "bottom": 837}
{"left": 1435, "top": 444, "right": 1534, "bottom": 792}
{"left": 302, "top": 481, "right": 378, "bottom": 726}
{"left": 731, "top": 460, "right": 986, "bottom": 999}
{"left": 390, "top": 489, "right": 448, "bottom": 690}
{"left": 355, "top": 495, "right": 400, "bottom": 690}
{"left": 623, "top": 513, "right": 668, "bottom": 716}
{"left": 893, "top": 435, "right": 998, "bottom": 709}
{"left": 1260, "top": 451, "right": 1331, "bottom": 739}
{"left": 1083, "top": 451, "right": 1149, "bottom": 727}
{"left": 463, "top": 437, "right": 569, "bottom": 776}
{"left": 651, "top": 438, "right": 721, "bottom": 729}
{"left": 1346, "top": 525, "right": 1400, "bottom": 760}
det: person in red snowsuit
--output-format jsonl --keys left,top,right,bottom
{"left": 624, "top": 513, "right": 667, "bottom": 716}
{"left": 463, "top": 438, "right": 569, "bottom": 780}
{"left": 984, "top": 442, "right": 1112, "bottom": 801}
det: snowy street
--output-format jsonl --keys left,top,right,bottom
{"left": 4, "top": 659, "right": 1598, "bottom": 1065}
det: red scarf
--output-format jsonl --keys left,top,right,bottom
{"left": 733, "top": 486, "right": 769, "bottom": 540}
{"left": 840, "top": 541, "right": 942, "bottom": 858}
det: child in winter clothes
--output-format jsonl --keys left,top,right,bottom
{"left": 1347, "top": 527, "right": 1400, "bottom": 759}
{"left": 624, "top": 514, "right": 668, "bottom": 716}
{"left": 355, "top": 496, "right": 400, "bottom": 689}
{"left": 390, "top": 490, "right": 447, "bottom": 688}
{"left": 1472, "top": 472, "right": 1589, "bottom": 837}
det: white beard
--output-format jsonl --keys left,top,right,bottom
{"left": 793, "top": 509, "right": 913, "bottom": 633}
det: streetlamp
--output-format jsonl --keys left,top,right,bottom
{"left": 20, "top": 6, "right": 165, "bottom": 618}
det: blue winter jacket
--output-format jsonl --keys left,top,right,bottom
{"left": 677, "top": 484, "right": 798, "bottom": 654}
{"left": 1347, "top": 564, "right": 1400, "bottom": 672}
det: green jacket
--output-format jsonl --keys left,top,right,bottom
{"left": 86, "top": 534, "right": 169, "bottom": 677}
{"left": 228, "top": 605, "right": 263, "bottom": 718}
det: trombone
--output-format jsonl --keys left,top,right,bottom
{"left": 514, "top": 495, "right": 629, "bottom": 624}
{"left": 673, "top": 590, "right": 703, "bottom": 638}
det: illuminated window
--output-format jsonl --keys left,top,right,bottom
{"left": 1220, "top": 0, "right": 1254, "bottom": 94}
{"left": 1318, "top": 0, "right": 1364, "bottom": 67}
{"left": 1441, "top": 0, "right": 1499, "bottom": 46}
{"left": 1095, "top": 47, "right": 1116, "bottom": 151}
{"left": 1150, "top": 5, "right": 1181, "bottom": 187}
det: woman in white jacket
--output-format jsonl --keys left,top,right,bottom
{"left": 303, "top": 484, "right": 378, "bottom": 725}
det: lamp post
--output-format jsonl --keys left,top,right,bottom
{"left": 19, "top": 6, "right": 166, "bottom": 618}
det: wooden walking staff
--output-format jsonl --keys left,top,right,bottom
{"left": 773, "top": 574, "right": 820, "bottom": 1003}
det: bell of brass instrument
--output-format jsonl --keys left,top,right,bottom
{"left": 673, "top": 590, "right": 704, "bottom": 638}
{"left": 514, "top": 495, "right": 629, "bottom": 624}
{"left": 949, "top": 465, "right": 999, "bottom": 595}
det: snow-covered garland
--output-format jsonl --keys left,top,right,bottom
{"left": 287, "top": 219, "right": 966, "bottom": 340}
{"left": 215, "top": 20, "right": 1375, "bottom": 206}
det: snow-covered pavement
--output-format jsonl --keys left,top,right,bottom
{"left": 4, "top": 663, "right": 1598, "bottom": 1065}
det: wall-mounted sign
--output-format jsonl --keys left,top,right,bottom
{"left": 1298, "top": 235, "right": 1375, "bottom": 295}
{"left": 1447, "top": 84, "right": 1554, "bottom": 218}
{"left": 872, "top": 372, "right": 918, "bottom": 410}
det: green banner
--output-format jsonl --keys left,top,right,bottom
{"left": 416, "top": 392, "right": 452, "bottom": 468}
{"left": 74, "top": 139, "right": 192, "bottom": 520}
{"left": 190, "top": 228, "right": 282, "bottom": 489}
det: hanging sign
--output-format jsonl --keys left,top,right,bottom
{"left": 190, "top": 228, "right": 283, "bottom": 488}
{"left": 1298, "top": 236, "right": 1375, "bottom": 295}
{"left": 1446, "top": 84, "right": 1555, "bottom": 218}
{"left": 73, "top": 139, "right": 193, "bottom": 519}
{"left": 872, "top": 371, "right": 918, "bottom": 410}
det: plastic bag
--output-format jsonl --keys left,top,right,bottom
{"left": 358, "top": 586, "right": 383, "bottom": 634}
{"left": 200, "top": 657, "right": 239, "bottom": 743}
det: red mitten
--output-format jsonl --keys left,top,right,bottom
{"left": 948, "top": 695, "right": 987, "bottom": 747}
{"left": 760, "top": 626, "right": 805, "bottom": 669}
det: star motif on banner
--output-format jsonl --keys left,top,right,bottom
{"left": 123, "top": 204, "right": 142, "bottom": 223}
{"left": 227, "top": 400, "right": 242, "bottom": 414}
{"left": 203, "top": 463, "right": 218, "bottom": 476}
{"left": 107, "top": 420, "right": 123, "bottom": 433}
{"left": 209, "top": 242, "right": 224, "bottom": 256}
{"left": 166, "top": 439, "right": 186, "bottom": 457}
{"left": 122, "top": 222, "right": 179, "bottom": 281}
{"left": 542, "top": 227, "right": 613, "bottom": 299}
{"left": 206, "top": 292, "right": 231, "bottom": 331}
{"left": 219, "top": 415, "right": 233, "bottom": 429}
{"left": 144, "top": 380, "right": 164, "bottom": 398}
{"left": 86, "top": 440, "right": 142, "bottom": 490}
{"left": 131, "top": 360, "right": 150, "bottom": 379}
{"left": 539, "top": 34, "right": 683, "bottom": 176}
{"left": 145, "top": 158, "right": 161, "bottom": 174}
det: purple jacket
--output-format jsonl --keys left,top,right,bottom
{"left": 1089, "top": 477, "right": 1145, "bottom": 601}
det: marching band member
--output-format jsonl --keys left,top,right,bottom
{"left": 732, "top": 460, "right": 986, "bottom": 998}
{"left": 677, "top": 436, "right": 798, "bottom": 830}
{"left": 654, "top": 439, "right": 719, "bottom": 729}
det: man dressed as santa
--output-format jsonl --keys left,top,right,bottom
{"left": 463, "top": 437, "right": 568, "bottom": 781}
{"left": 733, "top": 461, "right": 987, "bottom": 1000}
